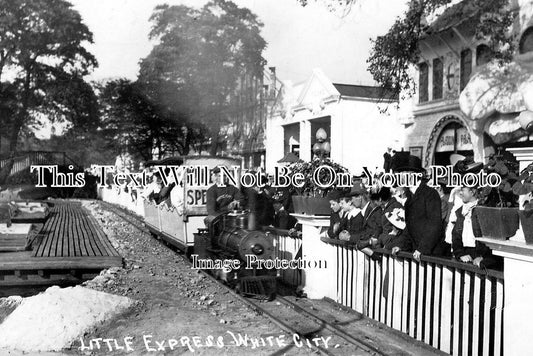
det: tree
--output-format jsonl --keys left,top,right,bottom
{"left": 98, "top": 79, "right": 206, "bottom": 161}
{"left": 0, "top": 0, "right": 97, "bottom": 183}
{"left": 297, "top": 0, "right": 358, "bottom": 17}
{"left": 367, "top": 0, "right": 517, "bottom": 102}
{"left": 139, "top": 0, "right": 267, "bottom": 156}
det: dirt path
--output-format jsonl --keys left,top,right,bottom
{"left": 72, "top": 200, "right": 312, "bottom": 356}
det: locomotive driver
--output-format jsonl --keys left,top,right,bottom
{"left": 206, "top": 166, "right": 244, "bottom": 216}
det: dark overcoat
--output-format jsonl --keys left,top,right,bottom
{"left": 380, "top": 198, "right": 404, "bottom": 237}
{"left": 353, "top": 204, "right": 383, "bottom": 246}
{"left": 377, "top": 197, "right": 411, "bottom": 250}
{"left": 404, "top": 181, "right": 446, "bottom": 256}
{"left": 327, "top": 211, "right": 342, "bottom": 238}
{"left": 379, "top": 230, "right": 412, "bottom": 251}
{"left": 340, "top": 209, "right": 364, "bottom": 240}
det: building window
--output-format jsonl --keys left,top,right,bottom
{"left": 520, "top": 27, "right": 533, "bottom": 54}
{"left": 310, "top": 116, "right": 331, "bottom": 158}
{"left": 283, "top": 123, "right": 300, "bottom": 157}
{"left": 433, "top": 58, "right": 443, "bottom": 100}
{"left": 419, "top": 62, "right": 428, "bottom": 103}
{"left": 476, "top": 44, "right": 493, "bottom": 66}
{"left": 460, "top": 49, "right": 472, "bottom": 91}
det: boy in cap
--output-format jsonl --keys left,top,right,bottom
{"left": 320, "top": 189, "right": 343, "bottom": 239}
{"left": 338, "top": 191, "right": 363, "bottom": 242}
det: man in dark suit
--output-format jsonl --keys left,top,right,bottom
{"left": 399, "top": 155, "right": 447, "bottom": 261}
{"left": 353, "top": 188, "right": 383, "bottom": 248}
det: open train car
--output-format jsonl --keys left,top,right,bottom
{"left": 143, "top": 155, "right": 241, "bottom": 253}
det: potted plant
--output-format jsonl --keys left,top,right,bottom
{"left": 289, "top": 157, "right": 350, "bottom": 216}
{"left": 476, "top": 150, "right": 520, "bottom": 239}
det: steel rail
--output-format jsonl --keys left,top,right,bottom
{"left": 276, "top": 296, "right": 386, "bottom": 356}
{"left": 98, "top": 201, "right": 389, "bottom": 356}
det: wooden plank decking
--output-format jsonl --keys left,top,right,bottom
{"left": 0, "top": 201, "right": 122, "bottom": 272}
{"left": 33, "top": 202, "right": 119, "bottom": 258}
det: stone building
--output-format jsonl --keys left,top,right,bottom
{"left": 402, "top": 0, "right": 533, "bottom": 166}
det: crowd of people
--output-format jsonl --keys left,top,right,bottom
{"left": 111, "top": 154, "right": 501, "bottom": 271}
{"left": 323, "top": 154, "right": 502, "bottom": 270}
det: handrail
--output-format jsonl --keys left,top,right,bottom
{"left": 262, "top": 226, "right": 294, "bottom": 237}
{"left": 320, "top": 236, "right": 503, "bottom": 280}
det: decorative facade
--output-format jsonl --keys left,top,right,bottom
{"left": 403, "top": 0, "right": 533, "bottom": 166}
{"left": 266, "top": 68, "right": 400, "bottom": 175}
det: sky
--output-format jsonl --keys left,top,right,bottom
{"left": 69, "top": 0, "right": 409, "bottom": 85}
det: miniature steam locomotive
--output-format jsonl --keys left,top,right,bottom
{"left": 194, "top": 210, "right": 277, "bottom": 298}
{"left": 139, "top": 156, "right": 278, "bottom": 298}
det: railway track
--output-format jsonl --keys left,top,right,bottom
{"left": 99, "top": 201, "right": 389, "bottom": 356}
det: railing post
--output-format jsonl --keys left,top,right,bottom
{"left": 292, "top": 213, "right": 336, "bottom": 299}
{"left": 477, "top": 238, "right": 533, "bottom": 356}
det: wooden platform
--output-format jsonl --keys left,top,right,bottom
{"left": 0, "top": 201, "right": 122, "bottom": 290}
{"left": 32, "top": 202, "right": 119, "bottom": 259}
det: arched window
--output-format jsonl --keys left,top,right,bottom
{"left": 476, "top": 44, "right": 493, "bottom": 66}
{"left": 520, "top": 27, "right": 533, "bottom": 54}
{"left": 434, "top": 122, "right": 473, "bottom": 166}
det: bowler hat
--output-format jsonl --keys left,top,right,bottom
{"left": 347, "top": 181, "right": 367, "bottom": 196}
{"left": 326, "top": 189, "right": 343, "bottom": 201}
{"left": 454, "top": 156, "right": 483, "bottom": 174}
{"left": 394, "top": 155, "right": 425, "bottom": 173}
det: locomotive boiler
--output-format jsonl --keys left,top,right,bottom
{"left": 194, "top": 210, "right": 277, "bottom": 298}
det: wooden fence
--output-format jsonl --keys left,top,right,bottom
{"left": 321, "top": 237, "right": 504, "bottom": 356}
{"left": 98, "top": 187, "right": 145, "bottom": 217}
{"left": 0, "top": 151, "right": 78, "bottom": 177}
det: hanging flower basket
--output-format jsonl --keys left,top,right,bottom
{"left": 292, "top": 196, "right": 331, "bottom": 216}
{"left": 288, "top": 157, "right": 350, "bottom": 216}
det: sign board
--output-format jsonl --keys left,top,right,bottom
{"left": 436, "top": 128, "right": 455, "bottom": 152}
{"left": 456, "top": 127, "right": 473, "bottom": 151}
{"left": 181, "top": 156, "right": 241, "bottom": 217}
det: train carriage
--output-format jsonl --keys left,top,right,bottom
{"left": 143, "top": 155, "right": 241, "bottom": 253}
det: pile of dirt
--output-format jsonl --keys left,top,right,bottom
{"left": 0, "top": 285, "right": 134, "bottom": 352}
